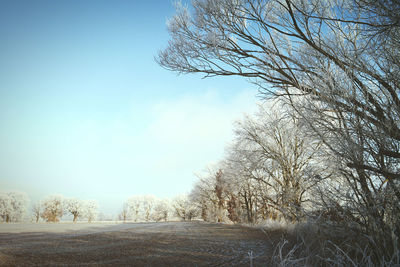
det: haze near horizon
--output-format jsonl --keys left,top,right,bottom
{"left": 0, "top": 0, "right": 258, "bottom": 215}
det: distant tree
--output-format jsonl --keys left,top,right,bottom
{"left": 41, "top": 195, "right": 64, "bottom": 222}
{"left": 126, "top": 196, "right": 141, "bottom": 222}
{"left": 172, "top": 195, "right": 199, "bottom": 221}
{"left": 141, "top": 195, "right": 156, "bottom": 222}
{"left": 0, "top": 192, "right": 29, "bottom": 222}
{"left": 125, "top": 195, "right": 171, "bottom": 222}
{"left": 0, "top": 192, "right": 11, "bottom": 222}
{"left": 32, "top": 202, "right": 42, "bottom": 223}
{"left": 83, "top": 200, "right": 98, "bottom": 223}
{"left": 119, "top": 202, "right": 129, "bottom": 222}
{"left": 65, "top": 198, "right": 84, "bottom": 222}
{"left": 152, "top": 198, "right": 171, "bottom": 222}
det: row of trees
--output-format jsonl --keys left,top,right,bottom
{"left": 33, "top": 195, "right": 98, "bottom": 223}
{"left": 1, "top": 191, "right": 199, "bottom": 224}
{"left": 120, "top": 195, "right": 199, "bottom": 222}
{"left": 0, "top": 192, "right": 98, "bottom": 223}
{"left": 158, "top": 0, "right": 400, "bottom": 264}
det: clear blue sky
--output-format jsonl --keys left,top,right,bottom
{"left": 0, "top": 0, "right": 258, "bottom": 215}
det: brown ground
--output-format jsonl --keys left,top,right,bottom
{"left": 0, "top": 222, "right": 277, "bottom": 266}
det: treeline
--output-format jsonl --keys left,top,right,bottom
{"left": 1, "top": 192, "right": 200, "bottom": 223}
{"left": 119, "top": 194, "right": 198, "bottom": 223}
{"left": 0, "top": 192, "right": 98, "bottom": 223}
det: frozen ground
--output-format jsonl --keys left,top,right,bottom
{"left": 0, "top": 221, "right": 275, "bottom": 266}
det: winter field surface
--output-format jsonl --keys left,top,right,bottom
{"left": 0, "top": 222, "right": 273, "bottom": 266}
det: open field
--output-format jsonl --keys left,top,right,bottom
{"left": 0, "top": 222, "right": 274, "bottom": 266}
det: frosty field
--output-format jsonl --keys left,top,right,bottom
{"left": 0, "top": 222, "right": 272, "bottom": 266}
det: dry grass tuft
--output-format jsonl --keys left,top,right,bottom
{"left": 258, "top": 220, "right": 400, "bottom": 266}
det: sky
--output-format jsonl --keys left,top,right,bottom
{"left": 0, "top": 0, "right": 258, "bottom": 215}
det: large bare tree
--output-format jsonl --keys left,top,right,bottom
{"left": 158, "top": 0, "right": 399, "bottom": 261}
{"left": 158, "top": 0, "right": 399, "bottom": 181}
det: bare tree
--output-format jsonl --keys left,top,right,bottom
{"left": 65, "top": 198, "right": 84, "bottom": 223}
{"left": 124, "top": 195, "right": 157, "bottom": 222}
{"left": 233, "top": 103, "right": 325, "bottom": 221}
{"left": 141, "top": 195, "right": 156, "bottom": 222}
{"left": 0, "top": 193, "right": 12, "bottom": 223}
{"left": 152, "top": 198, "right": 171, "bottom": 222}
{"left": 119, "top": 202, "right": 129, "bottom": 222}
{"left": 126, "top": 196, "right": 141, "bottom": 222}
{"left": 0, "top": 192, "right": 29, "bottom": 222}
{"left": 223, "top": 145, "right": 268, "bottom": 223}
{"left": 32, "top": 202, "right": 42, "bottom": 223}
{"left": 41, "top": 195, "right": 64, "bottom": 222}
{"left": 83, "top": 200, "right": 98, "bottom": 223}
{"left": 172, "top": 194, "right": 199, "bottom": 221}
